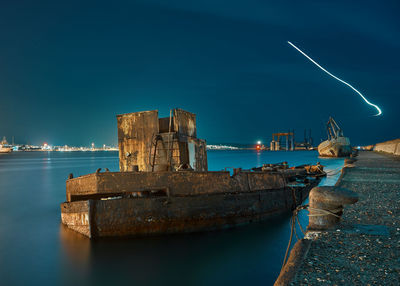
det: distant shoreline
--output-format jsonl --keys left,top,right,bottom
{"left": 2, "top": 148, "right": 320, "bottom": 152}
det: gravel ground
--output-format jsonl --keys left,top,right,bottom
{"left": 291, "top": 151, "right": 400, "bottom": 285}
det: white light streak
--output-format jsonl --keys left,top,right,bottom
{"left": 288, "top": 41, "right": 382, "bottom": 116}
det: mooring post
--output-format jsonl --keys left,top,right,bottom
{"left": 308, "top": 186, "right": 358, "bottom": 230}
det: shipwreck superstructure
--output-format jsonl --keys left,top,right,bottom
{"left": 61, "top": 108, "right": 321, "bottom": 238}
{"left": 117, "top": 109, "right": 207, "bottom": 172}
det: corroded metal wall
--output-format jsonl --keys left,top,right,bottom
{"left": 60, "top": 200, "right": 91, "bottom": 237}
{"left": 90, "top": 189, "right": 293, "bottom": 237}
{"left": 173, "top": 108, "right": 196, "bottom": 138}
{"left": 117, "top": 110, "right": 159, "bottom": 172}
{"left": 65, "top": 171, "right": 286, "bottom": 202}
{"left": 193, "top": 138, "right": 207, "bottom": 171}
{"left": 117, "top": 108, "right": 207, "bottom": 172}
{"left": 61, "top": 177, "right": 312, "bottom": 238}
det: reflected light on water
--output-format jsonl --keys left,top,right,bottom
{"left": 59, "top": 224, "right": 91, "bottom": 267}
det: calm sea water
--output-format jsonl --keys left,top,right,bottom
{"left": 0, "top": 150, "right": 343, "bottom": 286}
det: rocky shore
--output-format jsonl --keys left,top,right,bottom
{"left": 275, "top": 151, "right": 400, "bottom": 285}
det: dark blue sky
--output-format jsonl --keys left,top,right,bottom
{"left": 0, "top": 0, "right": 399, "bottom": 146}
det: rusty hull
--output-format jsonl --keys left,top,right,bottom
{"left": 65, "top": 171, "right": 286, "bottom": 202}
{"left": 61, "top": 171, "right": 318, "bottom": 238}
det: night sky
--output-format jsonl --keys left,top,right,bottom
{"left": 0, "top": 0, "right": 399, "bottom": 146}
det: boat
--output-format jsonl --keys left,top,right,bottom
{"left": 0, "top": 136, "right": 12, "bottom": 153}
{"left": 60, "top": 108, "right": 323, "bottom": 238}
{"left": 318, "top": 117, "right": 352, "bottom": 157}
{"left": 0, "top": 145, "right": 12, "bottom": 153}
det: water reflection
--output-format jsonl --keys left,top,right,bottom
{"left": 59, "top": 224, "right": 91, "bottom": 267}
{"left": 59, "top": 213, "right": 294, "bottom": 286}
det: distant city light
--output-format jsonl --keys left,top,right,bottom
{"left": 42, "top": 142, "right": 52, "bottom": 150}
{"left": 256, "top": 140, "right": 262, "bottom": 151}
{"left": 2, "top": 137, "right": 118, "bottom": 152}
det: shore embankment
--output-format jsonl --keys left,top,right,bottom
{"left": 275, "top": 151, "right": 400, "bottom": 285}
{"left": 373, "top": 139, "right": 400, "bottom": 156}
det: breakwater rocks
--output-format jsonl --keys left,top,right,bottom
{"left": 275, "top": 151, "right": 400, "bottom": 285}
{"left": 374, "top": 138, "right": 400, "bottom": 156}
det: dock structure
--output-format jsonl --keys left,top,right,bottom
{"left": 269, "top": 129, "right": 314, "bottom": 151}
{"left": 275, "top": 151, "right": 400, "bottom": 285}
{"left": 270, "top": 131, "right": 295, "bottom": 151}
{"left": 294, "top": 129, "right": 313, "bottom": 150}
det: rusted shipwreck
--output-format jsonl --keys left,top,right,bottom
{"left": 318, "top": 117, "right": 352, "bottom": 157}
{"left": 61, "top": 108, "right": 321, "bottom": 238}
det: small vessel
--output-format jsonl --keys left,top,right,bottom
{"left": 0, "top": 137, "right": 12, "bottom": 153}
{"left": 318, "top": 117, "right": 352, "bottom": 157}
{"left": 0, "top": 145, "right": 12, "bottom": 153}
{"left": 61, "top": 109, "right": 323, "bottom": 238}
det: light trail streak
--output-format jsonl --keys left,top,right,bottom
{"left": 288, "top": 41, "right": 382, "bottom": 116}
